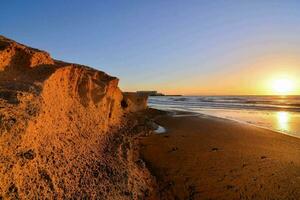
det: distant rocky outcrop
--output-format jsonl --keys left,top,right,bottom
{"left": 136, "top": 91, "right": 165, "bottom": 96}
{"left": 0, "top": 36, "right": 155, "bottom": 199}
{"left": 122, "top": 92, "right": 149, "bottom": 113}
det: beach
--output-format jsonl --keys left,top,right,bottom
{"left": 139, "top": 110, "right": 300, "bottom": 199}
{"left": 2, "top": 1, "right": 300, "bottom": 199}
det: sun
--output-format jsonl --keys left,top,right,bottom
{"left": 272, "top": 78, "right": 294, "bottom": 95}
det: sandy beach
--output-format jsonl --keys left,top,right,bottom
{"left": 2, "top": 1, "right": 300, "bottom": 198}
{"left": 139, "top": 111, "right": 300, "bottom": 200}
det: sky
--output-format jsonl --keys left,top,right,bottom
{"left": 1, "top": 0, "right": 300, "bottom": 95}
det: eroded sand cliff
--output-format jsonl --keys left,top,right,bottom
{"left": 0, "top": 36, "right": 156, "bottom": 199}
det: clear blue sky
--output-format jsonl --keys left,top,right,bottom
{"left": 1, "top": 0, "right": 300, "bottom": 94}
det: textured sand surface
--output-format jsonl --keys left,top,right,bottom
{"left": 140, "top": 112, "right": 300, "bottom": 200}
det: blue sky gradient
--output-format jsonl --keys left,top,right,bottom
{"left": 1, "top": 0, "right": 300, "bottom": 94}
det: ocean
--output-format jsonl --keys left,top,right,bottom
{"left": 148, "top": 96, "right": 300, "bottom": 138}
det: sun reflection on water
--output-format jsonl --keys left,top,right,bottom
{"left": 277, "top": 111, "right": 290, "bottom": 132}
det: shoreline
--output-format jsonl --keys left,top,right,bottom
{"left": 140, "top": 109, "right": 300, "bottom": 199}
{"left": 152, "top": 108, "right": 300, "bottom": 139}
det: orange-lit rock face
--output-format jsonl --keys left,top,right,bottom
{"left": 0, "top": 36, "right": 54, "bottom": 72}
{"left": 0, "top": 36, "right": 153, "bottom": 199}
{"left": 122, "top": 92, "right": 148, "bottom": 113}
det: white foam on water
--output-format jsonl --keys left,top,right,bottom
{"left": 154, "top": 125, "right": 166, "bottom": 134}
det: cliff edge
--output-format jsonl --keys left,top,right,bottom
{"left": 0, "top": 36, "right": 155, "bottom": 199}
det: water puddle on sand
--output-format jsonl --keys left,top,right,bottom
{"left": 154, "top": 125, "right": 166, "bottom": 134}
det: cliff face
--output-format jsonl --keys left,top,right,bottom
{"left": 0, "top": 36, "right": 153, "bottom": 199}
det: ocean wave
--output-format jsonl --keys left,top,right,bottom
{"left": 148, "top": 96, "right": 300, "bottom": 112}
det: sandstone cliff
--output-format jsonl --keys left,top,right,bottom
{"left": 0, "top": 36, "right": 154, "bottom": 199}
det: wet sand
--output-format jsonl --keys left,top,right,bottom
{"left": 139, "top": 112, "right": 300, "bottom": 199}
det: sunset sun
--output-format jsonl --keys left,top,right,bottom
{"left": 272, "top": 78, "right": 294, "bottom": 95}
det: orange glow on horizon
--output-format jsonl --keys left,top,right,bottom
{"left": 122, "top": 56, "right": 300, "bottom": 96}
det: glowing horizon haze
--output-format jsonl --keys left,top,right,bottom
{"left": 1, "top": 0, "right": 300, "bottom": 95}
